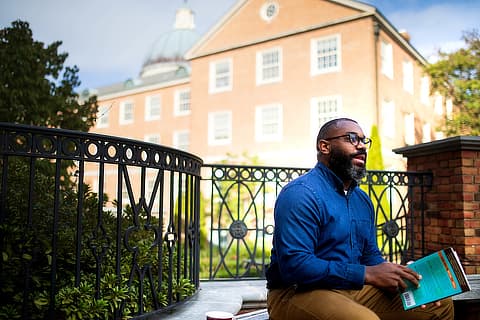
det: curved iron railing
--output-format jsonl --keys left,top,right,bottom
{"left": 201, "top": 164, "right": 432, "bottom": 280}
{"left": 0, "top": 123, "right": 202, "bottom": 319}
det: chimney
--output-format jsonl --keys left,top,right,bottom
{"left": 398, "top": 29, "right": 411, "bottom": 42}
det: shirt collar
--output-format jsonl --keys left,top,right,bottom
{"left": 315, "top": 162, "right": 358, "bottom": 194}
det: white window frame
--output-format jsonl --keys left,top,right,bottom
{"left": 420, "top": 76, "right": 430, "bottom": 105}
{"left": 434, "top": 94, "right": 443, "bottom": 116}
{"left": 144, "top": 134, "right": 161, "bottom": 145}
{"left": 422, "top": 123, "right": 431, "bottom": 143}
{"left": 145, "top": 95, "right": 161, "bottom": 121}
{"left": 402, "top": 60, "right": 414, "bottom": 94}
{"left": 208, "top": 111, "right": 232, "bottom": 145}
{"left": 209, "top": 58, "right": 233, "bottom": 94}
{"left": 310, "top": 34, "right": 341, "bottom": 76}
{"left": 404, "top": 112, "right": 415, "bottom": 146}
{"left": 119, "top": 101, "right": 134, "bottom": 125}
{"left": 446, "top": 98, "right": 453, "bottom": 120}
{"left": 381, "top": 99, "right": 396, "bottom": 138}
{"left": 381, "top": 40, "right": 394, "bottom": 79}
{"left": 256, "top": 47, "right": 282, "bottom": 85}
{"left": 310, "top": 95, "right": 342, "bottom": 137}
{"left": 174, "top": 88, "right": 191, "bottom": 116}
{"left": 255, "top": 103, "right": 283, "bottom": 142}
{"left": 173, "top": 130, "right": 190, "bottom": 151}
{"left": 96, "top": 105, "right": 109, "bottom": 128}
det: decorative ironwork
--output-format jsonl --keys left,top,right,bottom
{"left": 202, "top": 165, "right": 432, "bottom": 280}
{"left": 0, "top": 123, "right": 202, "bottom": 319}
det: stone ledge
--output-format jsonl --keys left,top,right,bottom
{"left": 150, "top": 280, "right": 267, "bottom": 320}
{"left": 146, "top": 275, "right": 480, "bottom": 320}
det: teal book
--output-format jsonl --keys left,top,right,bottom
{"left": 400, "top": 247, "right": 471, "bottom": 310}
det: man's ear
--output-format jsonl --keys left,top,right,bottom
{"left": 318, "top": 140, "right": 331, "bottom": 155}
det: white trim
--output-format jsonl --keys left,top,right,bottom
{"left": 173, "top": 130, "right": 190, "bottom": 152}
{"left": 310, "top": 34, "right": 342, "bottom": 76}
{"left": 381, "top": 40, "right": 394, "bottom": 79}
{"left": 145, "top": 95, "right": 161, "bottom": 121}
{"left": 209, "top": 58, "right": 233, "bottom": 94}
{"left": 119, "top": 101, "right": 134, "bottom": 125}
{"left": 208, "top": 111, "right": 232, "bottom": 145}
{"left": 402, "top": 59, "right": 414, "bottom": 94}
{"left": 381, "top": 99, "right": 395, "bottom": 138}
{"left": 174, "top": 88, "right": 191, "bottom": 116}
{"left": 310, "top": 95, "right": 343, "bottom": 138}
{"left": 256, "top": 46, "right": 283, "bottom": 85}
{"left": 144, "top": 133, "right": 161, "bottom": 145}
{"left": 255, "top": 103, "right": 283, "bottom": 142}
{"left": 96, "top": 78, "right": 189, "bottom": 100}
{"left": 96, "top": 105, "right": 110, "bottom": 128}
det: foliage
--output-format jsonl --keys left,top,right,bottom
{"left": 424, "top": 29, "right": 480, "bottom": 136}
{"left": 0, "top": 158, "right": 195, "bottom": 319}
{"left": 366, "top": 125, "right": 384, "bottom": 171}
{"left": 200, "top": 153, "right": 271, "bottom": 279}
{"left": 0, "top": 20, "right": 98, "bottom": 131}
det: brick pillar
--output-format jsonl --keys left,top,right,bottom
{"left": 394, "top": 136, "right": 480, "bottom": 274}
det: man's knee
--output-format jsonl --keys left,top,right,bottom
{"left": 268, "top": 288, "right": 380, "bottom": 320}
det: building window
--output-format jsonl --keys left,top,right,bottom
{"left": 119, "top": 101, "right": 134, "bottom": 125}
{"left": 422, "top": 123, "right": 431, "bottom": 143}
{"left": 446, "top": 98, "right": 453, "bottom": 119}
{"left": 382, "top": 100, "right": 395, "bottom": 138}
{"left": 209, "top": 59, "right": 232, "bottom": 93}
{"left": 96, "top": 105, "right": 109, "bottom": 128}
{"left": 174, "top": 88, "right": 191, "bottom": 116}
{"left": 434, "top": 94, "right": 443, "bottom": 115}
{"left": 208, "top": 111, "right": 232, "bottom": 145}
{"left": 402, "top": 60, "right": 414, "bottom": 94}
{"left": 145, "top": 95, "right": 161, "bottom": 121}
{"left": 404, "top": 113, "right": 415, "bottom": 145}
{"left": 256, "top": 47, "right": 282, "bottom": 85}
{"left": 260, "top": 1, "right": 279, "bottom": 22}
{"left": 420, "top": 76, "right": 430, "bottom": 105}
{"left": 310, "top": 34, "right": 341, "bottom": 76}
{"left": 310, "top": 95, "right": 342, "bottom": 135}
{"left": 381, "top": 40, "right": 394, "bottom": 79}
{"left": 255, "top": 104, "right": 283, "bottom": 142}
{"left": 144, "top": 134, "right": 160, "bottom": 145}
{"left": 173, "top": 130, "right": 190, "bottom": 151}
{"left": 146, "top": 178, "right": 159, "bottom": 213}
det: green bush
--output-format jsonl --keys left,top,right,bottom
{"left": 0, "top": 158, "right": 195, "bottom": 319}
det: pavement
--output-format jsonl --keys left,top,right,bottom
{"left": 146, "top": 280, "right": 268, "bottom": 320}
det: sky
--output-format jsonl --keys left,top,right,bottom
{"left": 1, "top": 0, "right": 479, "bottom": 91}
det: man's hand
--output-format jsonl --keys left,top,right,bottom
{"left": 365, "top": 262, "right": 421, "bottom": 293}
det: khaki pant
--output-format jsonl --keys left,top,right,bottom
{"left": 267, "top": 285, "right": 454, "bottom": 320}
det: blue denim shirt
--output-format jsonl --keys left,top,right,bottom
{"left": 267, "top": 162, "right": 385, "bottom": 290}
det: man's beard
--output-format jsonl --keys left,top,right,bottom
{"left": 328, "top": 148, "right": 367, "bottom": 182}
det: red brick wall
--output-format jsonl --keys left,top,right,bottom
{"left": 395, "top": 137, "right": 480, "bottom": 274}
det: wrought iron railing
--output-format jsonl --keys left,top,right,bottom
{"left": 201, "top": 164, "right": 433, "bottom": 280}
{"left": 0, "top": 123, "right": 202, "bottom": 319}
{"left": 0, "top": 123, "right": 434, "bottom": 318}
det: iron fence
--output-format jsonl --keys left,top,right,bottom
{"left": 0, "top": 122, "right": 434, "bottom": 318}
{"left": 0, "top": 123, "right": 202, "bottom": 319}
{"left": 201, "top": 164, "right": 432, "bottom": 280}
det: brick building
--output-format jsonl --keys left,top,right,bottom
{"left": 87, "top": 0, "right": 448, "bottom": 203}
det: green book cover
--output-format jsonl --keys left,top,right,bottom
{"left": 400, "top": 247, "right": 471, "bottom": 310}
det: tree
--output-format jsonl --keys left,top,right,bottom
{"left": 424, "top": 29, "right": 480, "bottom": 136}
{"left": 0, "top": 20, "right": 98, "bottom": 131}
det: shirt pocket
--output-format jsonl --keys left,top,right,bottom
{"left": 351, "top": 218, "right": 371, "bottom": 256}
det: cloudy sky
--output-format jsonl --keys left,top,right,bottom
{"left": 1, "top": 0, "right": 479, "bottom": 91}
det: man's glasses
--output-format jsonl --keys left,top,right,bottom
{"left": 325, "top": 132, "right": 372, "bottom": 148}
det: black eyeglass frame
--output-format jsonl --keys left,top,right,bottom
{"left": 324, "top": 132, "right": 372, "bottom": 148}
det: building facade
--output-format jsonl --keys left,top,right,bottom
{"left": 88, "top": 0, "right": 446, "bottom": 205}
